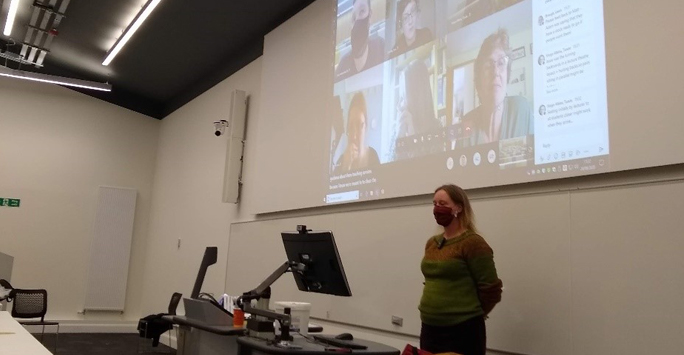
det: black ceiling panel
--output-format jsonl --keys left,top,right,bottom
{"left": 0, "top": 0, "right": 315, "bottom": 119}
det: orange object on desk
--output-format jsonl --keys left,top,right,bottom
{"left": 233, "top": 308, "right": 245, "bottom": 328}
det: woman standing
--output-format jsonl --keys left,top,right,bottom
{"left": 419, "top": 184, "right": 503, "bottom": 355}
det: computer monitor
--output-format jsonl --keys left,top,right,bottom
{"left": 281, "top": 230, "right": 352, "bottom": 297}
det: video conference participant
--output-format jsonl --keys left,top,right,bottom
{"left": 463, "top": 29, "right": 532, "bottom": 146}
{"left": 392, "top": 0, "right": 434, "bottom": 54}
{"left": 334, "top": 92, "right": 380, "bottom": 173}
{"left": 335, "top": 0, "right": 386, "bottom": 81}
{"left": 420, "top": 184, "right": 503, "bottom": 355}
{"left": 396, "top": 60, "right": 441, "bottom": 138}
{"left": 329, "top": 96, "right": 346, "bottom": 172}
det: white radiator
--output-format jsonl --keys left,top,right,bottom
{"left": 84, "top": 186, "right": 137, "bottom": 312}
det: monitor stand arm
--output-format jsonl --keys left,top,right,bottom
{"left": 243, "top": 300, "right": 293, "bottom": 341}
{"left": 238, "top": 260, "right": 307, "bottom": 303}
{"left": 237, "top": 261, "right": 307, "bottom": 341}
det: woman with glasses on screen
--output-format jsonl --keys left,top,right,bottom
{"left": 392, "top": 0, "right": 434, "bottom": 55}
{"left": 420, "top": 184, "right": 502, "bottom": 355}
{"left": 463, "top": 29, "right": 532, "bottom": 146}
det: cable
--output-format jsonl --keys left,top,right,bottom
{"left": 198, "top": 292, "right": 218, "bottom": 303}
{"left": 296, "top": 331, "right": 333, "bottom": 347}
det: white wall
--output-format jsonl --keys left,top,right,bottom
{"left": 0, "top": 78, "right": 159, "bottom": 325}
{"left": 138, "top": 57, "right": 262, "bottom": 316}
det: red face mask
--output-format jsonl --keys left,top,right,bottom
{"left": 433, "top": 205, "right": 455, "bottom": 226}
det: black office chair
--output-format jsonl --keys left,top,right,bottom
{"left": 138, "top": 292, "right": 182, "bottom": 352}
{"left": 11, "top": 289, "right": 60, "bottom": 353}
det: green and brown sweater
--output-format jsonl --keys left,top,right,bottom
{"left": 419, "top": 229, "right": 503, "bottom": 326}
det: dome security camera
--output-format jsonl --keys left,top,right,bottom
{"left": 214, "top": 120, "right": 228, "bottom": 136}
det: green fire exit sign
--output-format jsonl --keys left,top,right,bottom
{"left": 0, "top": 198, "right": 20, "bottom": 207}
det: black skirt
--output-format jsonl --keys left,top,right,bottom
{"left": 419, "top": 315, "right": 486, "bottom": 355}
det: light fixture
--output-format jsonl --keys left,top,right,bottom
{"left": 102, "top": 0, "right": 163, "bottom": 66}
{"left": 0, "top": 66, "right": 112, "bottom": 91}
{"left": 3, "top": 0, "right": 21, "bottom": 36}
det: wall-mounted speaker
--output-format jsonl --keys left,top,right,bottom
{"left": 223, "top": 89, "right": 247, "bottom": 203}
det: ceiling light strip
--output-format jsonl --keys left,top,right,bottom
{"left": 27, "top": 48, "right": 38, "bottom": 62}
{"left": 3, "top": 0, "right": 21, "bottom": 36}
{"left": 29, "top": 6, "right": 41, "bottom": 26}
{"left": 36, "top": 51, "right": 48, "bottom": 66}
{"left": 102, "top": 0, "right": 163, "bottom": 66}
{"left": 25, "top": 27, "right": 36, "bottom": 43}
{"left": 0, "top": 66, "right": 112, "bottom": 91}
{"left": 20, "top": 45, "right": 29, "bottom": 58}
{"left": 39, "top": 10, "right": 52, "bottom": 28}
{"left": 58, "top": 0, "right": 71, "bottom": 14}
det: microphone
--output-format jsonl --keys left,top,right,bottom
{"left": 437, "top": 238, "right": 445, "bottom": 249}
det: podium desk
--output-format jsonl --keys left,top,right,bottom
{"left": 162, "top": 315, "right": 246, "bottom": 355}
{"left": 237, "top": 335, "right": 400, "bottom": 355}
{"left": 163, "top": 315, "right": 247, "bottom": 336}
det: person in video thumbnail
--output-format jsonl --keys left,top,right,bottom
{"left": 420, "top": 184, "right": 502, "bottom": 355}
{"left": 397, "top": 60, "right": 441, "bottom": 137}
{"left": 463, "top": 28, "right": 532, "bottom": 146}
{"left": 335, "top": 92, "right": 380, "bottom": 173}
{"left": 392, "top": 0, "right": 433, "bottom": 54}
{"left": 335, "top": 0, "right": 386, "bottom": 80}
